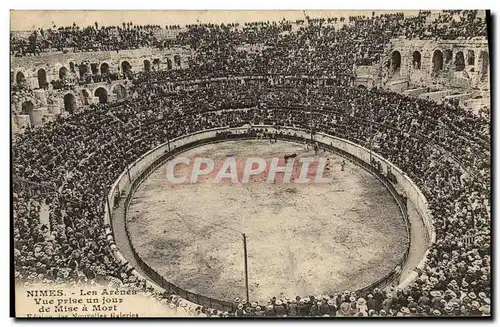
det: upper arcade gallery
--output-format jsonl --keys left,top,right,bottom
{"left": 385, "top": 44, "right": 489, "bottom": 79}
{"left": 12, "top": 53, "right": 185, "bottom": 91}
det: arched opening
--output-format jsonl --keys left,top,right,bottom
{"left": 100, "top": 63, "right": 110, "bottom": 75}
{"left": 467, "top": 50, "right": 475, "bottom": 66}
{"left": 112, "top": 84, "right": 127, "bottom": 100}
{"left": 391, "top": 51, "right": 401, "bottom": 72}
{"left": 166, "top": 58, "right": 173, "bottom": 70}
{"left": 444, "top": 49, "right": 453, "bottom": 64}
{"left": 479, "top": 51, "right": 489, "bottom": 77}
{"left": 37, "top": 68, "right": 47, "bottom": 89}
{"left": 69, "top": 62, "right": 75, "bottom": 73}
{"left": 143, "top": 60, "right": 151, "bottom": 72}
{"left": 153, "top": 59, "right": 160, "bottom": 70}
{"left": 16, "top": 71, "right": 26, "bottom": 85}
{"left": 94, "top": 87, "right": 108, "bottom": 104}
{"left": 454, "top": 51, "right": 465, "bottom": 71}
{"left": 63, "top": 93, "right": 77, "bottom": 113}
{"left": 357, "top": 84, "right": 366, "bottom": 89}
{"left": 174, "top": 55, "right": 181, "bottom": 68}
{"left": 59, "top": 66, "right": 69, "bottom": 80}
{"left": 81, "top": 89, "right": 90, "bottom": 105}
{"left": 21, "top": 100, "right": 34, "bottom": 115}
{"left": 121, "top": 61, "right": 132, "bottom": 78}
{"left": 412, "top": 51, "right": 421, "bottom": 69}
{"left": 432, "top": 50, "right": 444, "bottom": 73}
{"left": 79, "top": 63, "right": 89, "bottom": 79}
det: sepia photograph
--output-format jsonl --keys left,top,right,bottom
{"left": 9, "top": 8, "right": 491, "bottom": 319}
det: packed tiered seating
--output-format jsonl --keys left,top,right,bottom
{"left": 13, "top": 80, "right": 490, "bottom": 317}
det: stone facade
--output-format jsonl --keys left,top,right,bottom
{"left": 354, "top": 37, "right": 490, "bottom": 111}
{"left": 388, "top": 38, "right": 489, "bottom": 90}
{"left": 11, "top": 47, "right": 191, "bottom": 131}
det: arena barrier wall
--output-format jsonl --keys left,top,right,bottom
{"left": 103, "top": 125, "right": 433, "bottom": 311}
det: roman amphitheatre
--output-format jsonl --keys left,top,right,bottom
{"left": 12, "top": 10, "right": 490, "bottom": 318}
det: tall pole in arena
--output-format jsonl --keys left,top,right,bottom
{"left": 369, "top": 105, "right": 373, "bottom": 168}
{"left": 242, "top": 233, "right": 250, "bottom": 303}
{"left": 308, "top": 88, "right": 313, "bottom": 142}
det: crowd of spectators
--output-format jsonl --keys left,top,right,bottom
{"left": 13, "top": 73, "right": 490, "bottom": 316}
{"left": 10, "top": 22, "right": 176, "bottom": 56}
{"left": 11, "top": 10, "right": 487, "bottom": 61}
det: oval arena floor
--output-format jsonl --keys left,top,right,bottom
{"left": 126, "top": 140, "right": 408, "bottom": 302}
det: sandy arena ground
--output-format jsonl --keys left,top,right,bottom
{"left": 127, "top": 140, "right": 408, "bottom": 302}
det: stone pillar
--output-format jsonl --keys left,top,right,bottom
{"left": 29, "top": 107, "right": 48, "bottom": 127}
{"left": 14, "top": 101, "right": 23, "bottom": 113}
{"left": 58, "top": 97, "right": 65, "bottom": 109}
{"left": 12, "top": 116, "right": 18, "bottom": 135}
{"left": 17, "top": 115, "right": 31, "bottom": 129}
{"left": 33, "top": 89, "right": 48, "bottom": 106}
{"left": 28, "top": 77, "right": 38, "bottom": 90}
{"left": 48, "top": 103, "right": 61, "bottom": 116}
{"left": 88, "top": 97, "right": 100, "bottom": 105}
{"left": 43, "top": 114, "right": 56, "bottom": 123}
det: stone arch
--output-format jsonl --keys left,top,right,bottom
{"left": 79, "top": 63, "right": 90, "bottom": 79}
{"left": 94, "top": 87, "right": 108, "bottom": 104}
{"left": 153, "top": 58, "right": 160, "bottom": 70}
{"left": 81, "top": 88, "right": 91, "bottom": 105}
{"left": 166, "top": 58, "right": 173, "bottom": 70}
{"left": 100, "top": 62, "right": 110, "bottom": 75}
{"left": 16, "top": 71, "right": 26, "bottom": 85}
{"left": 479, "top": 51, "right": 489, "bottom": 76}
{"left": 59, "top": 66, "right": 69, "bottom": 80}
{"left": 37, "top": 68, "right": 48, "bottom": 89}
{"left": 63, "top": 93, "right": 77, "bottom": 113}
{"left": 111, "top": 83, "right": 127, "bottom": 100}
{"left": 467, "top": 50, "right": 475, "bottom": 66}
{"left": 412, "top": 51, "right": 421, "bottom": 69}
{"left": 391, "top": 50, "right": 401, "bottom": 72}
{"left": 444, "top": 49, "right": 453, "bottom": 64}
{"left": 121, "top": 61, "right": 132, "bottom": 78}
{"left": 91, "top": 85, "right": 110, "bottom": 95}
{"left": 432, "top": 50, "right": 444, "bottom": 73}
{"left": 174, "top": 55, "right": 181, "bottom": 68}
{"left": 454, "top": 51, "right": 465, "bottom": 71}
{"left": 143, "top": 60, "right": 151, "bottom": 72}
{"left": 21, "top": 100, "right": 34, "bottom": 115}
